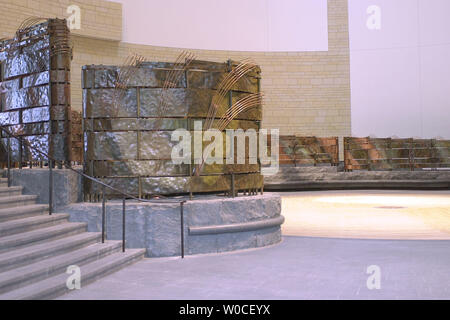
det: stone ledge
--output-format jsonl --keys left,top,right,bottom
{"left": 7, "top": 168, "right": 83, "bottom": 209}
{"left": 189, "top": 216, "right": 285, "bottom": 235}
{"left": 265, "top": 180, "right": 450, "bottom": 191}
{"left": 64, "top": 193, "right": 283, "bottom": 257}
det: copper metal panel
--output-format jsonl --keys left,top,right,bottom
{"left": 139, "top": 131, "right": 176, "bottom": 160}
{"left": 0, "top": 111, "right": 20, "bottom": 126}
{"left": 141, "top": 176, "right": 190, "bottom": 194}
{"left": 22, "top": 71, "right": 50, "bottom": 88}
{"left": 139, "top": 88, "right": 189, "bottom": 117}
{"left": 278, "top": 136, "right": 339, "bottom": 166}
{"left": 127, "top": 68, "right": 186, "bottom": 88}
{"left": 0, "top": 19, "right": 73, "bottom": 162}
{"left": 3, "top": 86, "right": 49, "bottom": 110}
{"left": 3, "top": 48, "right": 50, "bottom": 78}
{"left": 91, "top": 160, "right": 189, "bottom": 177}
{"left": 84, "top": 89, "right": 137, "bottom": 118}
{"left": 82, "top": 60, "right": 263, "bottom": 196}
{"left": 21, "top": 107, "right": 50, "bottom": 123}
{"left": 88, "top": 132, "right": 138, "bottom": 161}
{"left": 190, "top": 173, "right": 263, "bottom": 193}
{"left": 85, "top": 177, "right": 139, "bottom": 195}
{"left": 344, "top": 137, "right": 450, "bottom": 171}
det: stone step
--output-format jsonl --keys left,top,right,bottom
{"left": 0, "top": 222, "right": 87, "bottom": 254}
{"left": 0, "top": 241, "right": 122, "bottom": 294}
{"left": 0, "top": 204, "right": 49, "bottom": 223}
{"left": 0, "top": 195, "right": 37, "bottom": 210}
{"left": 0, "top": 249, "right": 146, "bottom": 300}
{"left": 0, "top": 213, "right": 69, "bottom": 237}
{"left": 0, "top": 186, "right": 23, "bottom": 198}
{"left": 0, "top": 232, "right": 102, "bottom": 273}
{"left": 0, "top": 179, "right": 7, "bottom": 188}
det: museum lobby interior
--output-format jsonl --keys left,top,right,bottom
{"left": 0, "top": 0, "right": 449, "bottom": 300}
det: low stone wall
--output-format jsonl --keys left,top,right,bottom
{"left": 264, "top": 166, "right": 450, "bottom": 190}
{"left": 8, "top": 167, "right": 83, "bottom": 209}
{"left": 63, "top": 193, "right": 283, "bottom": 257}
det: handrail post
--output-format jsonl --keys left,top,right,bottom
{"left": 18, "top": 138, "right": 22, "bottom": 169}
{"left": 102, "top": 185, "right": 106, "bottom": 243}
{"left": 7, "top": 136, "right": 11, "bottom": 188}
{"left": 122, "top": 197, "right": 126, "bottom": 252}
{"left": 48, "top": 159, "right": 53, "bottom": 215}
{"left": 180, "top": 201, "right": 185, "bottom": 259}
{"left": 231, "top": 173, "right": 235, "bottom": 198}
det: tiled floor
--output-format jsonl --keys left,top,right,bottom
{"left": 59, "top": 190, "right": 450, "bottom": 300}
{"left": 59, "top": 235, "right": 450, "bottom": 300}
{"left": 282, "top": 190, "right": 450, "bottom": 239}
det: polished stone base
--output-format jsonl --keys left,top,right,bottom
{"left": 63, "top": 193, "right": 283, "bottom": 257}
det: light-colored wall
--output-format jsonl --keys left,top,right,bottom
{"left": 0, "top": 0, "right": 351, "bottom": 146}
{"left": 108, "top": 0, "right": 328, "bottom": 52}
{"left": 348, "top": 0, "right": 450, "bottom": 139}
{"left": 0, "top": 0, "right": 121, "bottom": 41}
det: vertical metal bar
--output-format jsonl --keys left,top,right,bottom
{"left": 122, "top": 197, "right": 126, "bottom": 252}
{"left": 231, "top": 173, "right": 235, "bottom": 198}
{"left": 7, "top": 136, "right": 11, "bottom": 187}
{"left": 48, "top": 159, "right": 53, "bottom": 215}
{"left": 18, "top": 138, "right": 22, "bottom": 169}
{"left": 81, "top": 98, "right": 86, "bottom": 201}
{"left": 188, "top": 119, "right": 193, "bottom": 200}
{"left": 102, "top": 185, "right": 106, "bottom": 243}
{"left": 180, "top": 201, "right": 185, "bottom": 259}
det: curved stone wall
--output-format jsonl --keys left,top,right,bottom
{"left": 65, "top": 193, "right": 283, "bottom": 257}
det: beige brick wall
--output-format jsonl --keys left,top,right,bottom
{"left": 1, "top": 0, "right": 351, "bottom": 155}
{"left": 0, "top": 0, "right": 121, "bottom": 41}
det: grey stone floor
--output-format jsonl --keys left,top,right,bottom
{"left": 59, "top": 236, "right": 450, "bottom": 300}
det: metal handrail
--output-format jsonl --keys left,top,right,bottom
{"left": 0, "top": 125, "right": 186, "bottom": 255}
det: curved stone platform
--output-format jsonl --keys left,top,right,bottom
{"left": 63, "top": 193, "right": 283, "bottom": 257}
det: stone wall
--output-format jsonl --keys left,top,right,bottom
{"left": 8, "top": 167, "right": 83, "bottom": 208}
{"left": 65, "top": 193, "right": 283, "bottom": 257}
{"left": 264, "top": 166, "right": 450, "bottom": 191}
{"left": 0, "top": 0, "right": 351, "bottom": 159}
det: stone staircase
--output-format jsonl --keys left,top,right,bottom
{"left": 0, "top": 170, "right": 145, "bottom": 300}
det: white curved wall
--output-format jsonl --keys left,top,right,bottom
{"left": 108, "top": 0, "right": 450, "bottom": 140}
{"left": 349, "top": 0, "right": 450, "bottom": 139}
{"left": 109, "top": 0, "right": 328, "bottom": 52}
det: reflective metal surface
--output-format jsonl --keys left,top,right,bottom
{"left": 83, "top": 59, "right": 263, "bottom": 196}
{"left": 0, "top": 19, "right": 73, "bottom": 163}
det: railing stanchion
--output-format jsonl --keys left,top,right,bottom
{"left": 7, "top": 136, "right": 11, "bottom": 187}
{"left": 231, "top": 173, "right": 235, "bottom": 198}
{"left": 122, "top": 197, "right": 126, "bottom": 252}
{"left": 102, "top": 185, "right": 106, "bottom": 243}
{"left": 48, "top": 159, "right": 53, "bottom": 215}
{"left": 18, "top": 138, "right": 22, "bottom": 169}
{"left": 180, "top": 201, "right": 185, "bottom": 259}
